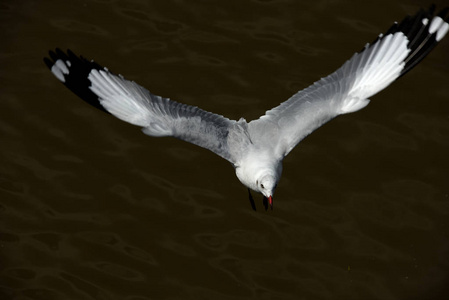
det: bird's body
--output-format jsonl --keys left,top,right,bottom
{"left": 236, "top": 149, "right": 282, "bottom": 192}
{"left": 44, "top": 6, "right": 448, "bottom": 210}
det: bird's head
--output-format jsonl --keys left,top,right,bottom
{"left": 257, "top": 174, "right": 278, "bottom": 209}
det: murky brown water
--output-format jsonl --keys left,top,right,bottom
{"left": 1, "top": 0, "right": 449, "bottom": 299}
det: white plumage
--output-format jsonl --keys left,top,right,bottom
{"left": 44, "top": 6, "right": 448, "bottom": 210}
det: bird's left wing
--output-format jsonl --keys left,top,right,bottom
{"left": 248, "top": 6, "right": 448, "bottom": 158}
{"left": 44, "top": 49, "right": 241, "bottom": 164}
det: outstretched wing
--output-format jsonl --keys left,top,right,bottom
{"left": 44, "top": 49, "right": 239, "bottom": 163}
{"left": 248, "top": 6, "right": 449, "bottom": 158}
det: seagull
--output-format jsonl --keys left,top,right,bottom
{"left": 44, "top": 6, "right": 448, "bottom": 211}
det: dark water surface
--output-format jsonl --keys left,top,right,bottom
{"left": 1, "top": 0, "right": 449, "bottom": 299}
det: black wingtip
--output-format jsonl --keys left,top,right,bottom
{"left": 360, "top": 5, "right": 448, "bottom": 78}
{"left": 437, "top": 6, "right": 448, "bottom": 18}
{"left": 44, "top": 48, "right": 111, "bottom": 114}
{"left": 43, "top": 57, "right": 53, "bottom": 70}
{"left": 399, "top": 5, "right": 449, "bottom": 77}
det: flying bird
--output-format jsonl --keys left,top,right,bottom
{"left": 44, "top": 6, "right": 448, "bottom": 210}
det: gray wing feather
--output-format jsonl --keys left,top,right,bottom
{"left": 248, "top": 33, "right": 407, "bottom": 158}
{"left": 87, "top": 69, "right": 240, "bottom": 163}
{"left": 249, "top": 7, "right": 449, "bottom": 159}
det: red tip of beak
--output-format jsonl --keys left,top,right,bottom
{"left": 268, "top": 196, "right": 273, "bottom": 210}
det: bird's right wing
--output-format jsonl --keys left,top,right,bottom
{"left": 248, "top": 6, "right": 448, "bottom": 158}
{"left": 44, "top": 49, "right": 241, "bottom": 164}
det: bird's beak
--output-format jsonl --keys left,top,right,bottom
{"left": 268, "top": 196, "right": 273, "bottom": 210}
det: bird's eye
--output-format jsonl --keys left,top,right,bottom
{"left": 261, "top": 184, "right": 265, "bottom": 189}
